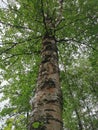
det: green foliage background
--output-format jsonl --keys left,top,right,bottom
{"left": 0, "top": 0, "right": 98, "bottom": 130}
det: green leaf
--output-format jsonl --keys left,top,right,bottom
{"left": 32, "top": 122, "right": 40, "bottom": 128}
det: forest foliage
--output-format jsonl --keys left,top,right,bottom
{"left": 0, "top": 0, "right": 98, "bottom": 130}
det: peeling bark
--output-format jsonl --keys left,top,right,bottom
{"left": 28, "top": 36, "right": 63, "bottom": 130}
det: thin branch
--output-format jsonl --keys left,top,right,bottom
{"left": 8, "top": 57, "right": 19, "bottom": 67}
{"left": 40, "top": 0, "right": 47, "bottom": 31}
{"left": 0, "top": 35, "right": 42, "bottom": 45}
{"left": 55, "top": 0, "right": 64, "bottom": 27}
{"left": 0, "top": 20, "right": 33, "bottom": 31}
{"left": 0, "top": 44, "right": 17, "bottom": 55}
{"left": 1, "top": 51, "right": 41, "bottom": 61}
{"left": 0, "top": 36, "right": 42, "bottom": 55}
{"left": 56, "top": 38, "right": 96, "bottom": 50}
{"left": 55, "top": 16, "right": 90, "bottom": 32}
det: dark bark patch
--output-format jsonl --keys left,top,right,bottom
{"left": 46, "top": 99, "right": 59, "bottom": 104}
{"left": 41, "top": 54, "right": 51, "bottom": 63}
{"left": 42, "top": 44, "right": 58, "bottom": 53}
{"left": 42, "top": 36, "right": 55, "bottom": 45}
{"left": 40, "top": 79, "right": 56, "bottom": 89}
{"left": 45, "top": 109, "right": 56, "bottom": 112}
{"left": 45, "top": 44, "right": 53, "bottom": 50}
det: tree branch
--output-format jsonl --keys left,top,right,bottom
{"left": 1, "top": 51, "right": 41, "bottom": 61}
{"left": 55, "top": 0, "right": 64, "bottom": 27}
{"left": 0, "top": 36, "right": 42, "bottom": 55}
{"left": 0, "top": 44, "right": 17, "bottom": 55}
{"left": 0, "top": 20, "right": 33, "bottom": 31}
{"left": 40, "top": 0, "right": 47, "bottom": 31}
{"left": 56, "top": 38, "right": 96, "bottom": 50}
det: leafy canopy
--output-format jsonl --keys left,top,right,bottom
{"left": 0, "top": 0, "right": 98, "bottom": 129}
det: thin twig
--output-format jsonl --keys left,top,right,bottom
{"left": 56, "top": 38, "right": 96, "bottom": 50}
{"left": 0, "top": 20, "right": 33, "bottom": 30}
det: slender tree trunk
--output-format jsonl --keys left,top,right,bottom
{"left": 28, "top": 35, "right": 63, "bottom": 130}
{"left": 68, "top": 83, "right": 83, "bottom": 130}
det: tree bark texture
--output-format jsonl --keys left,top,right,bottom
{"left": 28, "top": 35, "right": 63, "bottom": 130}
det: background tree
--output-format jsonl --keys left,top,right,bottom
{"left": 0, "top": 0, "right": 98, "bottom": 130}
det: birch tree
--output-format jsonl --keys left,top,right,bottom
{"left": 0, "top": 0, "right": 98, "bottom": 130}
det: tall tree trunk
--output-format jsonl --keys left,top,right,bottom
{"left": 28, "top": 35, "right": 63, "bottom": 130}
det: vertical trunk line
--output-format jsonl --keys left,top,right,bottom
{"left": 29, "top": 35, "right": 63, "bottom": 130}
{"left": 68, "top": 85, "right": 83, "bottom": 130}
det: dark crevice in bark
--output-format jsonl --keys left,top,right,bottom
{"left": 45, "top": 109, "right": 56, "bottom": 112}
{"left": 44, "top": 99, "right": 61, "bottom": 104}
